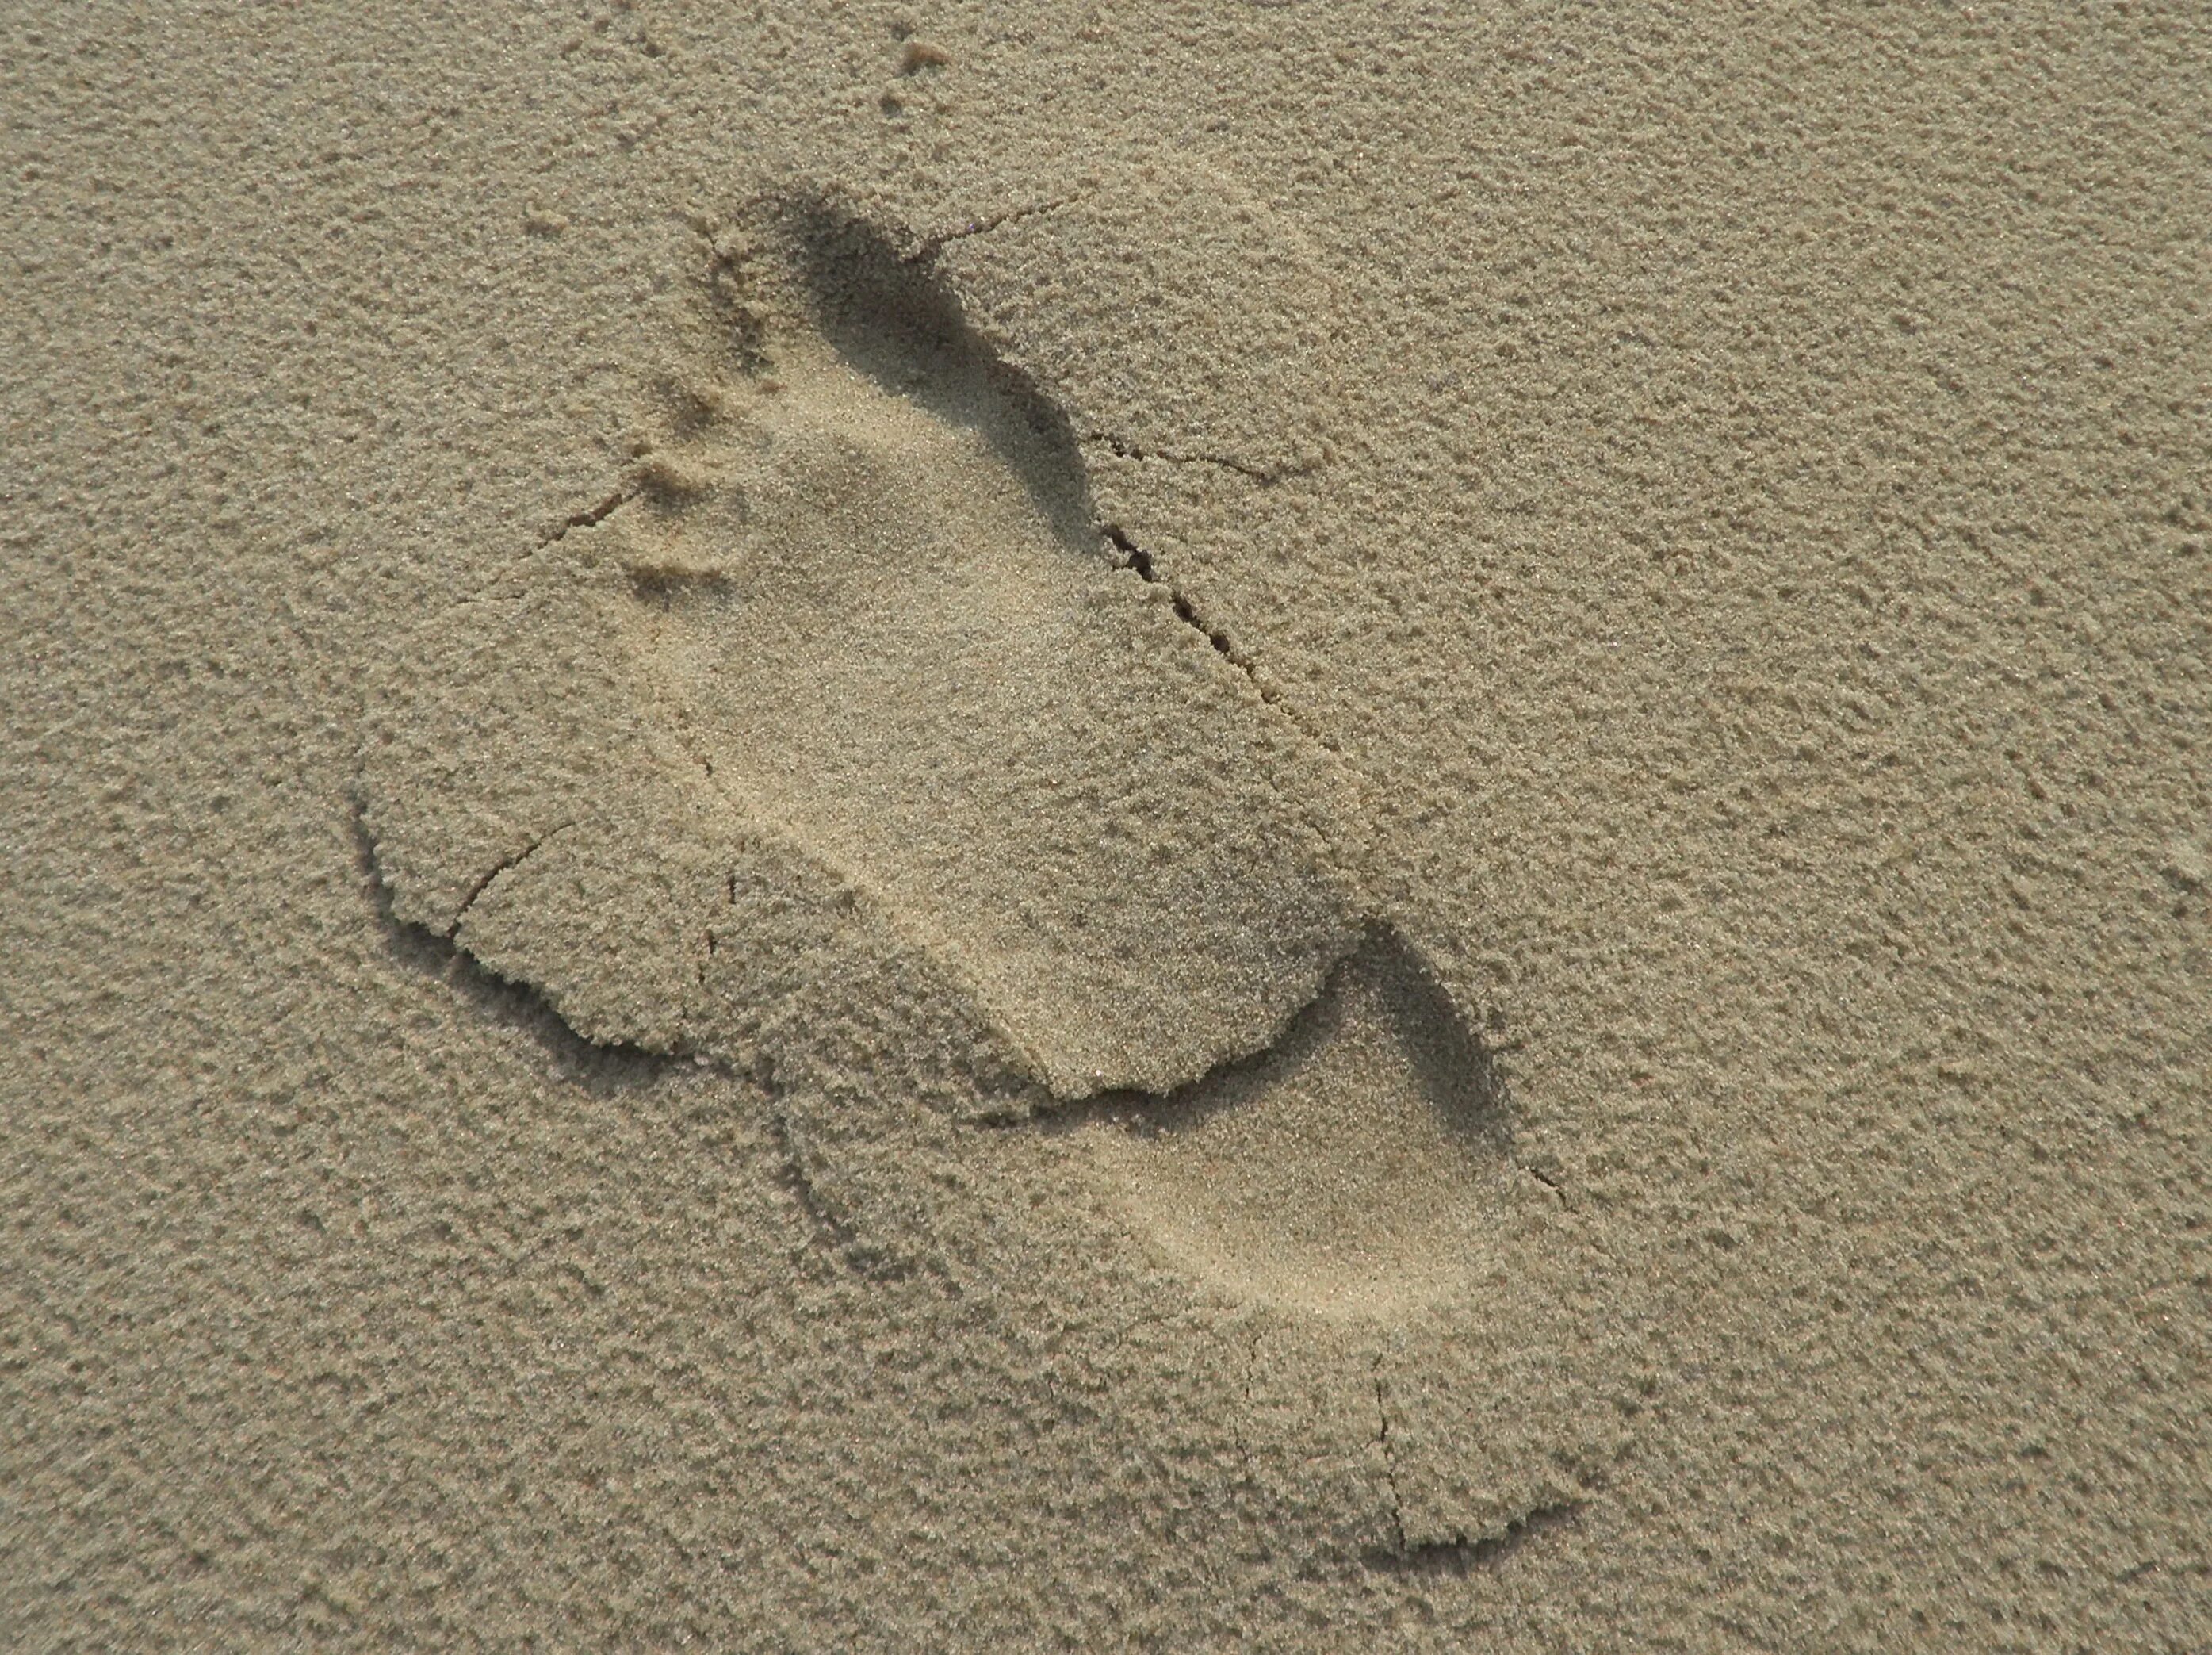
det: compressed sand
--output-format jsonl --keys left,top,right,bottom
{"left": 5, "top": 4, "right": 2208, "bottom": 1649}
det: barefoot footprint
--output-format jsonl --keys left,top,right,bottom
{"left": 355, "top": 168, "right": 1616, "bottom": 1557}
{"left": 358, "top": 175, "right": 1531, "bottom": 1320}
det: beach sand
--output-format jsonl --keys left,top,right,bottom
{"left": 5, "top": 3, "right": 2207, "bottom": 1647}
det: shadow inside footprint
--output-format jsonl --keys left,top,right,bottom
{"left": 785, "top": 204, "right": 1100, "bottom": 551}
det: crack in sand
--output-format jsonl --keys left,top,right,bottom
{"left": 1226, "top": 1324, "right": 1261, "bottom": 1493}
{"left": 450, "top": 820, "right": 579, "bottom": 929}
{"left": 1097, "top": 522, "right": 1272, "bottom": 698}
{"left": 894, "top": 190, "right": 1320, "bottom": 489}
{"left": 1523, "top": 1162, "right": 1573, "bottom": 1209}
{"left": 1372, "top": 1358, "right": 1408, "bottom": 1555}
{"left": 1081, "top": 427, "right": 1311, "bottom": 486}
{"left": 905, "top": 191, "right": 1090, "bottom": 265}
{"left": 1094, "top": 526, "right": 1357, "bottom": 771}
{"left": 538, "top": 485, "right": 638, "bottom": 547}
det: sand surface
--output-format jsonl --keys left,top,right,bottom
{"left": 6, "top": 3, "right": 2209, "bottom": 1648}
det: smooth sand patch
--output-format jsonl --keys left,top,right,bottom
{"left": 1078, "top": 930, "right": 1536, "bottom": 1319}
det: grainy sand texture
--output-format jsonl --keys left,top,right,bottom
{"left": 6, "top": 3, "right": 2209, "bottom": 1649}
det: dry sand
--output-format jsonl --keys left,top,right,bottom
{"left": 5, "top": 3, "right": 2208, "bottom": 1648}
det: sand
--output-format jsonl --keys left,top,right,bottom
{"left": 4, "top": 3, "right": 2207, "bottom": 1648}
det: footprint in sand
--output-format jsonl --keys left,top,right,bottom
{"left": 358, "top": 173, "right": 1519, "bottom": 1321}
